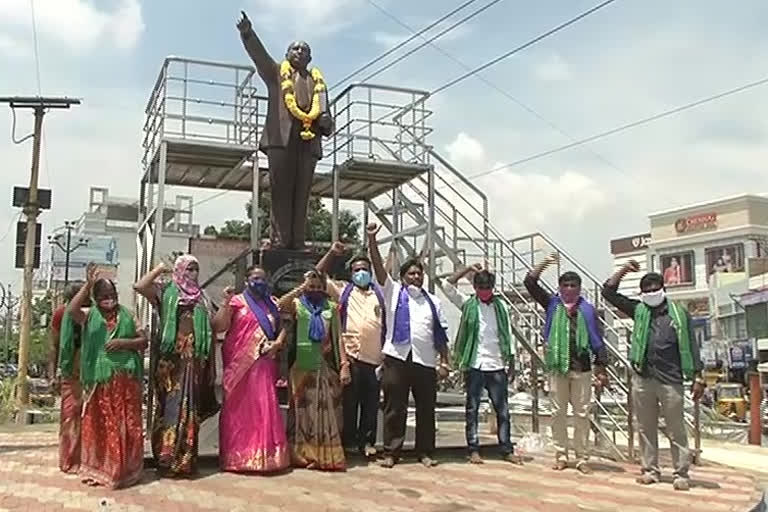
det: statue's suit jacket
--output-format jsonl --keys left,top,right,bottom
{"left": 245, "top": 35, "right": 331, "bottom": 159}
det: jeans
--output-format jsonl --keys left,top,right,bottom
{"left": 342, "top": 359, "right": 380, "bottom": 449}
{"left": 465, "top": 369, "right": 513, "bottom": 455}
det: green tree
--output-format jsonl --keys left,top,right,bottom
{"left": 209, "top": 195, "right": 361, "bottom": 244}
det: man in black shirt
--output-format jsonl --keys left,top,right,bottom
{"left": 603, "top": 261, "right": 704, "bottom": 491}
{"left": 525, "top": 253, "right": 608, "bottom": 474}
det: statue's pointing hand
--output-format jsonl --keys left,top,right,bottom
{"left": 237, "top": 11, "right": 252, "bottom": 34}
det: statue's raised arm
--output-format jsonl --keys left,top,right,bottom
{"left": 237, "top": 11, "right": 277, "bottom": 82}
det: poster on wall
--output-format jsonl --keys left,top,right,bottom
{"left": 705, "top": 243, "right": 745, "bottom": 276}
{"left": 660, "top": 252, "right": 694, "bottom": 287}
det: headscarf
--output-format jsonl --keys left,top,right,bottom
{"left": 173, "top": 254, "right": 202, "bottom": 306}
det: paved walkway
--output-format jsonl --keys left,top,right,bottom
{"left": 0, "top": 428, "right": 764, "bottom": 512}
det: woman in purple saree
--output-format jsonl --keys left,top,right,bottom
{"left": 212, "top": 265, "right": 290, "bottom": 473}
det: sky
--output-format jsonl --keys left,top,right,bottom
{"left": 1, "top": 0, "right": 768, "bottom": 292}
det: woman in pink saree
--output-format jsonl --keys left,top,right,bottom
{"left": 212, "top": 265, "right": 290, "bottom": 473}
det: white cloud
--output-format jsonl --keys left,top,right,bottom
{"left": 533, "top": 53, "right": 571, "bottom": 82}
{"left": 0, "top": 0, "right": 144, "bottom": 52}
{"left": 250, "top": 0, "right": 365, "bottom": 36}
{"left": 445, "top": 132, "right": 485, "bottom": 168}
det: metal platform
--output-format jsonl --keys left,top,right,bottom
{"left": 145, "top": 138, "right": 430, "bottom": 201}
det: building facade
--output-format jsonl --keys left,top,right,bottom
{"left": 48, "top": 187, "right": 198, "bottom": 310}
{"left": 609, "top": 232, "right": 651, "bottom": 299}
{"left": 648, "top": 194, "right": 768, "bottom": 374}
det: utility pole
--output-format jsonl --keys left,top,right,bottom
{"left": 49, "top": 220, "right": 88, "bottom": 287}
{"left": 3, "top": 285, "right": 19, "bottom": 365}
{"left": 0, "top": 96, "right": 80, "bottom": 415}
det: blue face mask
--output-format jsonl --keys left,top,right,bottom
{"left": 352, "top": 269, "right": 372, "bottom": 288}
{"left": 247, "top": 278, "right": 270, "bottom": 297}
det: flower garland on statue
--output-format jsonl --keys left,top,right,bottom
{"left": 280, "top": 60, "right": 326, "bottom": 141}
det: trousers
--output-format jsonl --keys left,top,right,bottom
{"left": 342, "top": 359, "right": 380, "bottom": 449}
{"left": 632, "top": 375, "right": 689, "bottom": 479}
{"left": 266, "top": 139, "right": 318, "bottom": 249}
{"left": 381, "top": 354, "right": 436, "bottom": 458}
{"left": 465, "top": 369, "right": 513, "bottom": 454}
{"left": 550, "top": 371, "right": 593, "bottom": 463}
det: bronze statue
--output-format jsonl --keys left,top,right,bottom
{"left": 237, "top": 11, "right": 334, "bottom": 250}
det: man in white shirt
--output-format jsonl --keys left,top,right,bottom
{"left": 443, "top": 264, "right": 520, "bottom": 465}
{"left": 367, "top": 223, "right": 451, "bottom": 469}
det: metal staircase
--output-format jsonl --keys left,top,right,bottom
{"left": 138, "top": 56, "right": 701, "bottom": 461}
{"left": 324, "top": 83, "right": 703, "bottom": 462}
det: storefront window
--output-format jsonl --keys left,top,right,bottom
{"left": 705, "top": 243, "right": 745, "bottom": 276}
{"left": 659, "top": 251, "right": 695, "bottom": 287}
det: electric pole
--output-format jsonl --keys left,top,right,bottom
{"left": 49, "top": 220, "right": 88, "bottom": 287}
{"left": 0, "top": 96, "right": 80, "bottom": 415}
{"left": 2, "top": 284, "right": 19, "bottom": 365}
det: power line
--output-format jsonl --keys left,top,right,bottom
{"left": 0, "top": 213, "right": 22, "bottom": 243}
{"left": 466, "top": 75, "right": 768, "bottom": 181}
{"left": 365, "top": 1, "right": 632, "bottom": 182}
{"left": 29, "top": 0, "right": 42, "bottom": 95}
{"left": 29, "top": 0, "right": 54, "bottom": 201}
{"left": 330, "top": 0, "right": 482, "bottom": 91}
{"left": 359, "top": 0, "right": 505, "bottom": 84}
{"left": 430, "top": 0, "right": 620, "bottom": 96}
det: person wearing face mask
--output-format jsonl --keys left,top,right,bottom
{"left": 277, "top": 270, "right": 351, "bottom": 470}
{"left": 524, "top": 253, "right": 609, "bottom": 475}
{"left": 316, "top": 241, "right": 386, "bottom": 458}
{"left": 442, "top": 263, "right": 521, "bottom": 465}
{"left": 65, "top": 265, "right": 147, "bottom": 488}
{"left": 603, "top": 262, "right": 704, "bottom": 491}
{"left": 367, "top": 223, "right": 451, "bottom": 469}
{"left": 212, "top": 265, "right": 289, "bottom": 473}
{"left": 134, "top": 254, "right": 219, "bottom": 477}
{"left": 50, "top": 283, "right": 84, "bottom": 475}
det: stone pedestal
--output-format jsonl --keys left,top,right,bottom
{"left": 258, "top": 247, "right": 350, "bottom": 297}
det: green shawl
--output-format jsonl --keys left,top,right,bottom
{"left": 78, "top": 305, "right": 141, "bottom": 388}
{"left": 453, "top": 295, "right": 512, "bottom": 371}
{"left": 630, "top": 301, "right": 694, "bottom": 379}
{"left": 160, "top": 282, "right": 212, "bottom": 359}
{"left": 58, "top": 311, "right": 79, "bottom": 379}
{"left": 546, "top": 304, "right": 590, "bottom": 375}
{"left": 295, "top": 298, "right": 340, "bottom": 372}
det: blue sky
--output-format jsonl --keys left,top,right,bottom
{"left": 1, "top": 0, "right": 768, "bottom": 290}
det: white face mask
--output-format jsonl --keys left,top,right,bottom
{"left": 407, "top": 284, "right": 421, "bottom": 297}
{"left": 641, "top": 289, "right": 666, "bottom": 307}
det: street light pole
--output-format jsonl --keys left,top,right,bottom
{"left": 49, "top": 220, "right": 88, "bottom": 289}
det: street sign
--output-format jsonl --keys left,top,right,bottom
{"left": 14, "top": 222, "right": 41, "bottom": 269}
{"left": 12, "top": 186, "right": 51, "bottom": 210}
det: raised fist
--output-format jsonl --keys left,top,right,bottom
{"left": 331, "top": 241, "right": 345, "bottom": 255}
{"left": 471, "top": 263, "right": 483, "bottom": 273}
{"left": 625, "top": 260, "right": 641, "bottom": 272}
{"left": 221, "top": 286, "right": 235, "bottom": 303}
{"left": 366, "top": 222, "right": 381, "bottom": 238}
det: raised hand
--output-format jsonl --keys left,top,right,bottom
{"left": 625, "top": 259, "right": 641, "bottom": 272}
{"left": 330, "top": 241, "right": 345, "bottom": 256}
{"left": 221, "top": 286, "right": 235, "bottom": 303}
{"left": 547, "top": 252, "right": 560, "bottom": 266}
{"left": 366, "top": 222, "right": 381, "bottom": 238}
{"left": 86, "top": 263, "right": 99, "bottom": 285}
{"left": 236, "top": 10, "right": 252, "bottom": 34}
{"left": 471, "top": 263, "right": 483, "bottom": 273}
